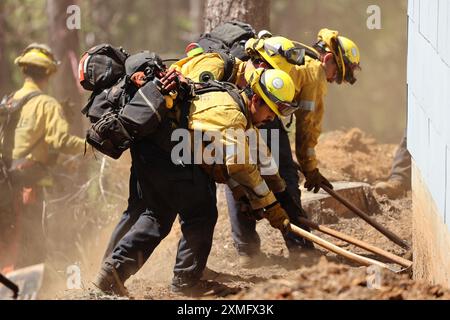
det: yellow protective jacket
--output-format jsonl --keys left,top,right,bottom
{"left": 173, "top": 53, "right": 284, "bottom": 208}
{"left": 188, "top": 90, "right": 284, "bottom": 209}
{"left": 290, "top": 56, "right": 328, "bottom": 172}
{"left": 6, "top": 79, "right": 84, "bottom": 165}
{"left": 170, "top": 52, "right": 245, "bottom": 83}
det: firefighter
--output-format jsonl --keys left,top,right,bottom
{"left": 0, "top": 43, "right": 84, "bottom": 271}
{"left": 175, "top": 29, "right": 362, "bottom": 266}
{"left": 172, "top": 36, "right": 316, "bottom": 267}
{"left": 245, "top": 30, "right": 362, "bottom": 265}
{"left": 94, "top": 68, "right": 296, "bottom": 296}
{"left": 290, "top": 29, "right": 361, "bottom": 197}
{"left": 374, "top": 133, "right": 411, "bottom": 199}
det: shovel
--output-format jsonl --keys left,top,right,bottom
{"left": 296, "top": 217, "right": 412, "bottom": 268}
{"left": 289, "top": 223, "right": 398, "bottom": 271}
{"left": 293, "top": 161, "right": 410, "bottom": 250}
{"left": 0, "top": 273, "right": 19, "bottom": 299}
{"left": 0, "top": 264, "right": 45, "bottom": 300}
{"left": 320, "top": 184, "right": 410, "bottom": 250}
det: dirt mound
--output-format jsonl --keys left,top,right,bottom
{"left": 316, "top": 128, "right": 397, "bottom": 183}
{"left": 233, "top": 258, "right": 450, "bottom": 300}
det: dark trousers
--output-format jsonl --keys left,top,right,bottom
{"left": 102, "top": 141, "right": 217, "bottom": 283}
{"left": 390, "top": 133, "right": 411, "bottom": 188}
{"left": 102, "top": 166, "right": 145, "bottom": 261}
{"left": 225, "top": 118, "right": 308, "bottom": 255}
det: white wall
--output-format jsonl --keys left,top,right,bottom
{"left": 407, "top": 0, "right": 450, "bottom": 228}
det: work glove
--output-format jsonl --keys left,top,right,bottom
{"left": 275, "top": 190, "right": 306, "bottom": 219}
{"left": 303, "top": 168, "right": 333, "bottom": 193}
{"left": 159, "top": 69, "right": 192, "bottom": 97}
{"left": 275, "top": 190, "right": 315, "bottom": 248}
{"left": 229, "top": 186, "right": 263, "bottom": 221}
{"left": 238, "top": 198, "right": 264, "bottom": 222}
{"left": 261, "top": 202, "right": 290, "bottom": 233}
{"left": 210, "top": 164, "right": 229, "bottom": 184}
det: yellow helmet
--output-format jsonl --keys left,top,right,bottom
{"left": 15, "top": 43, "right": 60, "bottom": 74}
{"left": 245, "top": 36, "right": 304, "bottom": 74}
{"left": 316, "top": 29, "right": 361, "bottom": 84}
{"left": 245, "top": 68, "right": 297, "bottom": 117}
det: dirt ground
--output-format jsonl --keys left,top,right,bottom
{"left": 316, "top": 128, "right": 398, "bottom": 184}
{"left": 49, "top": 128, "right": 449, "bottom": 300}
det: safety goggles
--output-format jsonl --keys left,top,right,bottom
{"left": 336, "top": 42, "right": 361, "bottom": 85}
{"left": 259, "top": 75, "right": 299, "bottom": 117}
{"left": 263, "top": 43, "right": 305, "bottom": 66}
{"left": 343, "top": 58, "right": 361, "bottom": 85}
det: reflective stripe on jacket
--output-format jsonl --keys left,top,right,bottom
{"left": 290, "top": 56, "right": 328, "bottom": 172}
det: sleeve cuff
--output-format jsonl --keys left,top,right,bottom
{"left": 249, "top": 192, "right": 276, "bottom": 210}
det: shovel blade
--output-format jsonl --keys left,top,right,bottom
{"left": 0, "top": 264, "right": 45, "bottom": 300}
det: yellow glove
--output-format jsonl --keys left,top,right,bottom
{"left": 262, "top": 202, "right": 290, "bottom": 232}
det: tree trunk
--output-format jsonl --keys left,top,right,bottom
{"left": 0, "top": 2, "right": 11, "bottom": 95}
{"left": 162, "top": 0, "right": 174, "bottom": 53}
{"left": 204, "top": 0, "right": 270, "bottom": 32}
{"left": 190, "top": 0, "right": 204, "bottom": 36}
{"left": 46, "top": 0, "right": 82, "bottom": 134}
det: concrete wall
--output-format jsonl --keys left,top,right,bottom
{"left": 407, "top": 0, "right": 450, "bottom": 286}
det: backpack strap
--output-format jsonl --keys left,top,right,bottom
{"left": 179, "top": 98, "right": 191, "bottom": 130}
{"left": 223, "top": 85, "right": 247, "bottom": 115}
{"left": 0, "top": 91, "right": 43, "bottom": 162}
{"left": 0, "top": 91, "right": 43, "bottom": 138}
{"left": 2, "top": 91, "right": 43, "bottom": 113}
{"left": 201, "top": 50, "right": 235, "bottom": 83}
{"left": 294, "top": 42, "right": 320, "bottom": 61}
{"left": 193, "top": 81, "right": 249, "bottom": 125}
{"left": 216, "top": 51, "right": 235, "bottom": 82}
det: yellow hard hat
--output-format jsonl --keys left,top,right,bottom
{"left": 245, "top": 36, "right": 303, "bottom": 74}
{"left": 15, "top": 43, "right": 60, "bottom": 74}
{"left": 245, "top": 68, "right": 297, "bottom": 117}
{"left": 316, "top": 29, "right": 361, "bottom": 84}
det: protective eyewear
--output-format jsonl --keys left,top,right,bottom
{"left": 259, "top": 75, "right": 299, "bottom": 117}
{"left": 263, "top": 43, "right": 305, "bottom": 66}
{"left": 336, "top": 42, "right": 361, "bottom": 85}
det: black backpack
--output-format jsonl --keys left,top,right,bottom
{"left": 197, "top": 21, "right": 256, "bottom": 62}
{"left": 78, "top": 44, "right": 129, "bottom": 92}
{"left": 81, "top": 51, "right": 179, "bottom": 159}
{"left": 0, "top": 91, "right": 43, "bottom": 154}
{"left": 0, "top": 91, "right": 43, "bottom": 211}
{"left": 82, "top": 80, "right": 245, "bottom": 160}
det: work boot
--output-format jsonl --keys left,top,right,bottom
{"left": 238, "top": 254, "right": 254, "bottom": 268}
{"left": 201, "top": 266, "right": 219, "bottom": 280}
{"left": 285, "top": 222, "right": 315, "bottom": 251}
{"left": 93, "top": 268, "right": 128, "bottom": 297}
{"left": 171, "top": 276, "right": 231, "bottom": 297}
{"left": 286, "top": 237, "right": 315, "bottom": 253}
{"left": 171, "top": 276, "right": 207, "bottom": 296}
{"left": 237, "top": 250, "right": 265, "bottom": 268}
{"left": 374, "top": 179, "right": 407, "bottom": 199}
